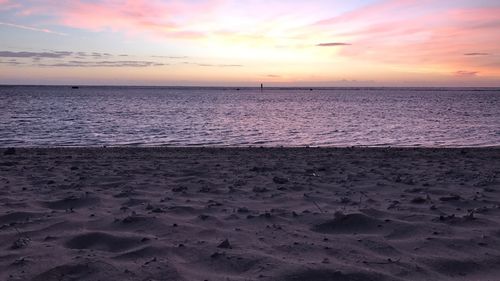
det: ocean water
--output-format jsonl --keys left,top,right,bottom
{"left": 0, "top": 86, "right": 499, "bottom": 147}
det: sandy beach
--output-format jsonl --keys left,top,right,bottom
{"left": 1, "top": 147, "right": 499, "bottom": 281}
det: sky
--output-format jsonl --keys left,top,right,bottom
{"left": 0, "top": 0, "right": 500, "bottom": 86}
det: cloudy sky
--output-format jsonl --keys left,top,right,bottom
{"left": 1, "top": 0, "right": 499, "bottom": 86}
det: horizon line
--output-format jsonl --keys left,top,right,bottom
{"left": 1, "top": 84, "right": 500, "bottom": 89}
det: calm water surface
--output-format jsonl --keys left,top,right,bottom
{"left": 0, "top": 86, "right": 499, "bottom": 147}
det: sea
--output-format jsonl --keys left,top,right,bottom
{"left": 0, "top": 86, "right": 499, "bottom": 147}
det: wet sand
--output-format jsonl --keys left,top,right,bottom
{"left": 1, "top": 147, "right": 499, "bottom": 281}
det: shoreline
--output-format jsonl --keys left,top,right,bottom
{"left": 1, "top": 147, "right": 499, "bottom": 280}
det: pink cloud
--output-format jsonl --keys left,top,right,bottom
{"left": 314, "top": 0, "right": 429, "bottom": 26}
{"left": 0, "top": 0, "right": 21, "bottom": 10}
{"left": 58, "top": 1, "right": 176, "bottom": 32}
{"left": 19, "top": 0, "right": 223, "bottom": 39}
{"left": 308, "top": 1, "right": 500, "bottom": 76}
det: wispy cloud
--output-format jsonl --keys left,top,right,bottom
{"left": 464, "top": 53, "right": 490, "bottom": 56}
{"left": 42, "top": 0, "right": 221, "bottom": 39}
{"left": 0, "top": 0, "right": 20, "bottom": 11}
{"left": 0, "top": 21, "right": 67, "bottom": 36}
{"left": 0, "top": 50, "right": 116, "bottom": 59}
{"left": 316, "top": 43, "right": 351, "bottom": 47}
{"left": 152, "top": 55, "right": 189, "bottom": 59}
{"left": 37, "top": 60, "right": 166, "bottom": 67}
{"left": 455, "top": 70, "right": 479, "bottom": 77}
{"left": 0, "top": 51, "right": 69, "bottom": 58}
{"left": 304, "top": 0, "right": 500, "bottom": 77}
{"left": 313, "top": 0, "right": 423, "bottom": 26}
{"left": 0, "top": 50, "right": 170, "bottom": 68}
{"left": 182, "top": 62, "right": 243, "bottom": 67}
{"left": 0, "top": 59, "right": 23, "bottom": 65}
{"left": 198, "top": 64, "right": 242, "bottom": 67}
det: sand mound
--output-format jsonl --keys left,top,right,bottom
{"left": 31, "top": 260, "right": 122, "bottom": 281}
{"left": 313, "top": 212, "right": 383, "bottom": 234}
{"left": 200, "top": 253, "right": 261, "bottom": 274}
{"left": 0, "top": 211, "right": 46, "bottom": 225}
{"left": 64, "top": 232, "right": 144, "bottom": 252}
{"left": 279, "top": 269, "right": 394, "bottom": 281}
{"left": 421, "top": 255, "right": 500, "bottom": 279}
{"left": 41, "top": 194, "right": 99, "bottom": 210}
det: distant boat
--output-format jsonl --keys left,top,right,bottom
{"left": 71, "top": 86, "right": 79, "bottom": 89}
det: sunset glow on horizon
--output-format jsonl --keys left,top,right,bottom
{"left": 1, "top": 0, "right": 500, "bottom": 86}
